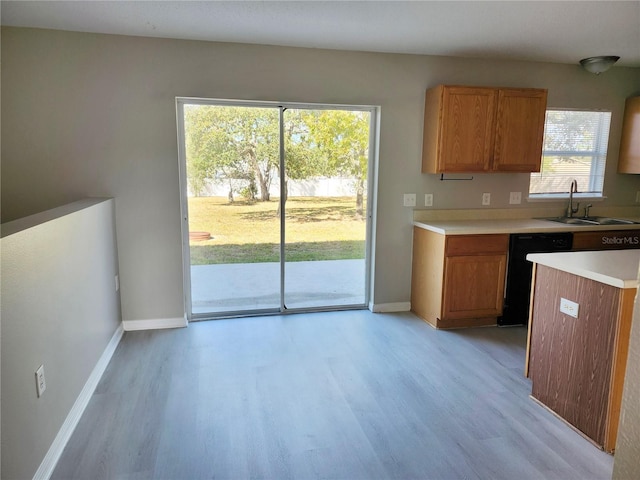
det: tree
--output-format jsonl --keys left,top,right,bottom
{"left": 184, "top": 105, "right": 371, "bottom": 216}
{"left": 278, "top": 109, "right": 325, "bottom": 214}
{"left": 184, "top": 105, "right": 279, "bottom": 201}
{"left": 236, "top": 108, "right": 279, "bottom": 201}
{"left": 302, "top": 109, "right": 370, "bottom": 218}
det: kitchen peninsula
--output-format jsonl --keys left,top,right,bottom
{"left": 525, "top": 249, "right": 639, "bottom": 452}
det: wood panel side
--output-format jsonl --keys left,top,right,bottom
{"left": 524, "top": 263, "right": 537, "bottom": 378}
{"left": 411, "top": 228, "right": 445, "bottom": 327}
{"left": 422, "top": 86, "right": 444, "bottom": 173}
{"left": 604, "top": 287, "right": 637, "bottom": 452}
{"left": 617, "top": 96, "right": 640, "bottom": 174}
{"left": 529, "top": 265, "right": 619, "bottom": 447}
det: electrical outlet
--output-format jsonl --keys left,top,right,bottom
{"left": 424, "top": 193, "right": 433, "bottom": 207}
{"left": 115, "top": 275, "right": 120, "bottom": 292}
{"left": 403, "top": 193, "right": 416, "bottom": 207}
{"left": 509, "top": 191, "right": 522, "bottom": 204}
{"left": 482, "top": 193, "right": 491, "bottom": 206}
{"left": 35, "top": 365, "right": 46, "bottom": 397}
{"left": 560, "top": 297, "right": 579, "bottom": 318}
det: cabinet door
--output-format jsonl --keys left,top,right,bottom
{"left": 442, "top": 254, "right": 506, "bottom": 319}
{"left": 492, "top": 88, "right": 547, "bottom": 172}
{"left": 617, "top": 96, "right": 640, "bottom": 174}
{"left": 438, "top": 86, "right": 497, "bottom": 172}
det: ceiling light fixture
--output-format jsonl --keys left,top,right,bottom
{"left": 579, "top": 56, "right": 620, "bottom": 74}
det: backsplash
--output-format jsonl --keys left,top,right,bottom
{"left": 413, "top": 206, "right": 640, "bottom": 223}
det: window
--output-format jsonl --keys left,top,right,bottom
{"left": 530, "top": 110, "right": 612, "bottom": 197}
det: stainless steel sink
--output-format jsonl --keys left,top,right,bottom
{"left": 540, "top": 216, "right": 639, "bottom": 226}
{"left": 584, "top": 216, "right": 638, "bottom": 225}
{"left": 541, "top": 217, "right": 599, "bottom": 225}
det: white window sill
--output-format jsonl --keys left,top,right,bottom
{"left": 527, "top": 194, "right": 606, "bottom": 203}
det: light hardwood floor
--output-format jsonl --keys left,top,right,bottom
{"left": 52, "top": 311, "right": 613, "bottom": 479}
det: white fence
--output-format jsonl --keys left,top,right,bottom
{"left": 190, "top": 176, "right": 363, "bottom": 198}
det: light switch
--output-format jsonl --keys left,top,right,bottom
{"left": 424, "top": 194, "right": 433, "bottom": 207}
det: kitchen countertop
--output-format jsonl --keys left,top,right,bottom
{"left": 413, "top": 218, "right": 640, "bottom": 235}
{"left": 526, "top": 249, "right": 640, "bottom": 289}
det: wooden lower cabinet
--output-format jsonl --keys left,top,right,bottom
{"left": 411, "top": 228, "right": 508, "bottom": 328}
{"left": 528, "top": 264, "right": 635, "bottom": 452}
{"left": 442, "top": 254, "right": 506, "bottom": 320}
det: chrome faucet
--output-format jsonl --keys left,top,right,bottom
{"left": 566, "top": 179, "right": 579, "bottom": 218}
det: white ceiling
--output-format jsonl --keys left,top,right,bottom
{"left": 1, "top": 1, "right": 639, "bottom": 67}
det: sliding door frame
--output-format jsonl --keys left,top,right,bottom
{"left": 176, "top": 97, "right": 379, "bottom": 321}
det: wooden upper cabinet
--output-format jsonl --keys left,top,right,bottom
{"left": 422, "top": 85, "right": 547, "bottom": 173}
{"left": 493, "top": 88, "right": 547, "bottom": 172}
{"left": 617, "top": 96, "right": 640, "bottom": 174}
{"left": 426, "top": 86, "right": 497, "bottom": 172}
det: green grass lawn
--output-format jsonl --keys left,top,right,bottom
{"left": 188, "top": 196, "right": 366, "bottom": 264}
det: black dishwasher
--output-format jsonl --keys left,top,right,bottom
{"left": 498, "top": 232, "right": 573, "bottom": 326}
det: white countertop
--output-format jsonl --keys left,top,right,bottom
{"left": 526, "top": 250, "right": 640, "bottom": 289}
{"left": 413, "top": 218, "right": 640, "bottom": 235}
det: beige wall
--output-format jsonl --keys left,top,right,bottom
{"left": 2, "top": 27, "right": 639, "bottom": 323}
{"left": 1, "top": 198, "right": 122, "bottom": 479}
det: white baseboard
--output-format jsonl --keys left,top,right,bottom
{"left": 33, "top": 324, "right": 124, "bottom": 480}
{"left": 122, "top": 316, "right": 188, "bottom": 331}
{"left": 371, "top": 302, "right": 411, "bottom": 313}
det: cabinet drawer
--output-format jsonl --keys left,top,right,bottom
{"left": 446, "top": 234, "right": 509, "bottom": 256}
{"left": 572, "top": 230, "right": 640, "bottom": 250}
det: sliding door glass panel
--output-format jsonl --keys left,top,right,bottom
{"left": 183, "top": 104, "right": 280, "bottom": 314}
{"left": 282, "top": 108, "right": 369, "bottom": 309}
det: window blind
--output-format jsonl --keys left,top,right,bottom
{"left": 530, "top": 110, "right": 612, "bottom": 195}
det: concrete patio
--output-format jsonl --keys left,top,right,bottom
{"left": 190, "top": 259, "right": 366, "bottom": 314}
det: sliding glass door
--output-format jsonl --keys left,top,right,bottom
{"left": 176, "top": 99, "right": 375, "bottom": 319}
{"left": 282, "top": 108, "right": 369, "bottom": 310}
